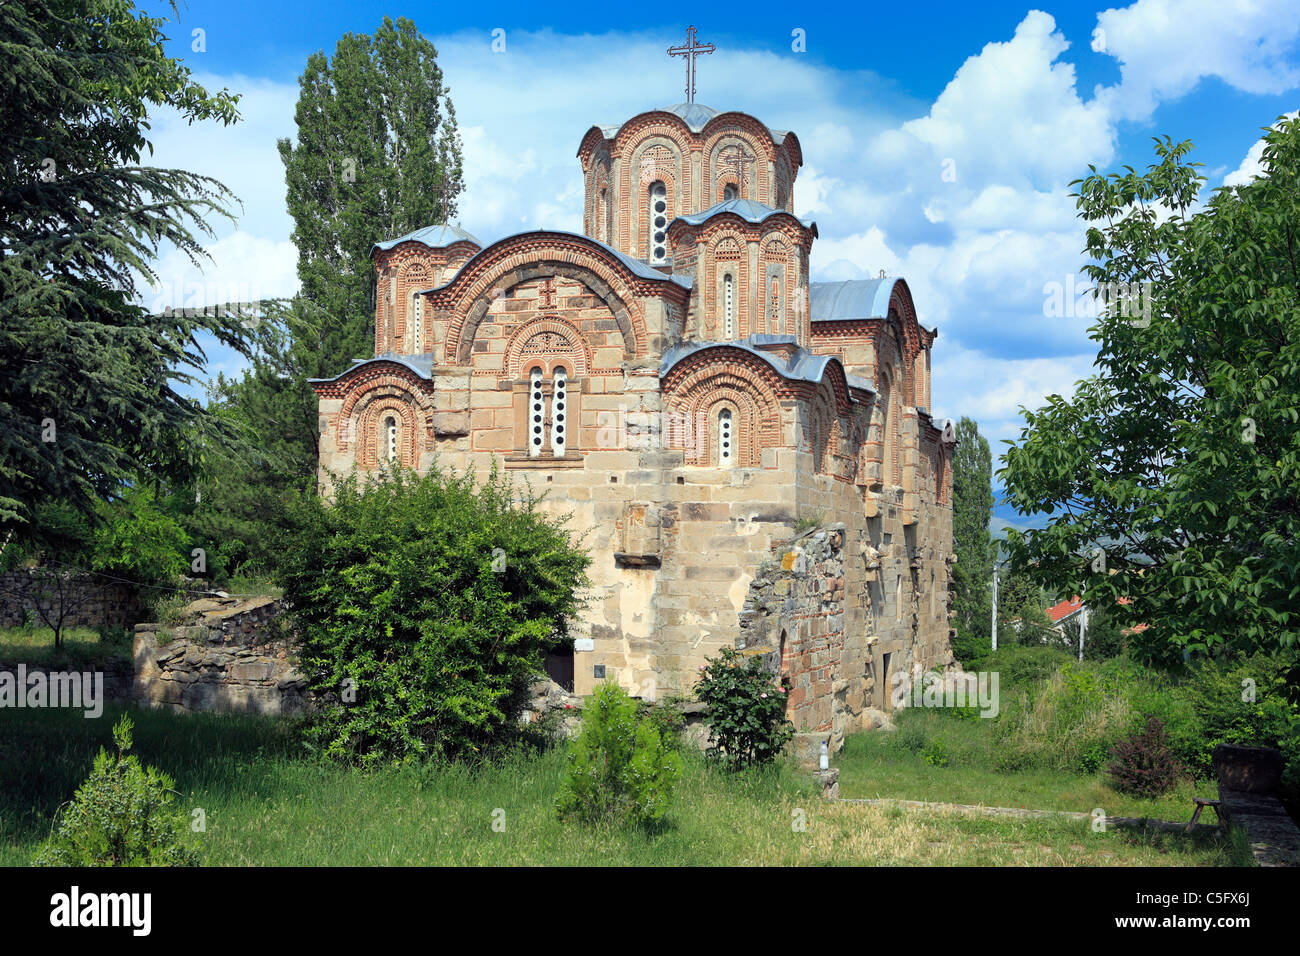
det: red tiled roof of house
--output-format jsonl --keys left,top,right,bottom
{"left": 1046, "top": 595, "right": 1083, "bottom": 623}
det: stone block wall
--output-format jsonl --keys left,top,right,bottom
{"left": 133, "top": 596, "right": 305, "bottom": 716}
{"left": 739, "top": 525, "right": 851, "bottom": 749}
{"left": 0, "top": 569, "right": 145, "bottom": 631}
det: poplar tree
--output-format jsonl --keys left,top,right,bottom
{"left": 277, "top": 16, "right": 464, "bottom": 379}
{"left": 950, "top": 417, "right": 995, "bottom": 660}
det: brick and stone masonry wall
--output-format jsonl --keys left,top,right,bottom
{"left": 133, "top": 596, "right": 305, "bottom": 716}
{"left": 0, "top": 569, "right": 145, "bottom": 631}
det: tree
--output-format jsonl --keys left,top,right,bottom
{"left": 177, "top": 301, "right": 321, "bottom": 581}
{"left": 950, "top": 417, "right": 994, "bottom": 660}
{"left": 275, "top": 465, "right": 590, "bottom": 764}
{"left": 277, "top": 16, "right": 464, "bottom": 381}
{"left": 0, "top": 0, "right": 249, "bottom": 537}
{"left": 1000, "top": 119, "right": 1300, "bottom": 660}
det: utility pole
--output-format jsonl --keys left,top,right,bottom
{"left": 991, "top": 564, "right": 999, "bottom": 652}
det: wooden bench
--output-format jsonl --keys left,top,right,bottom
{"left": 1186, "top": 797, "right": 1221, "bottom": 833}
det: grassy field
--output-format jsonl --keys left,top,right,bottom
{"left": 0, "top": 703, "right": 1248, "bottom": 866}
{"left": 834, "top": 707, "right": 1225, "bottom": 824}
{"left": 0, "top": 625, "right": 132, "bottom": 668}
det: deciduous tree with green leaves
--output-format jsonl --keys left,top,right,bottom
{"left": 1000, "top": 118, "right": 1300, "bottom": 660}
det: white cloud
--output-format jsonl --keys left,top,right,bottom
{"left": 1223, "top": 110, "right": 1300, "bottom": 187}
{"left": 1095, "top": 0, "right": 1300, "bottom": 121}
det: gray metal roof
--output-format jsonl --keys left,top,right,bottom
{"left": 307, "top": 352, "right": 436, "bottom": 385}
{"left": 660, "top": 334, "right": 873, "bottom": 395}
{"left": 414, "top": 230, "right": 693, "bottom": 294}
{"left": 673, "top": 198, "right": 815, "bottom": 231}
{"left": 598, "top": 104, "right": 791, "bottom": 145}
{"left": 809, "top": 278, "right": 900, "bottom": 321}
{"left": 372, "top": 223, "right": 482, "bottom": 254}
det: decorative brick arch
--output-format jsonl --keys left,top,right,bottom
{"left": 662, "top": 348, "right": 785, "bottom": 467}
{"left": 505, "top": 317, "right": 591, "bottom": 378}
{"left": 435, "top": 237, "right": 662, "bottom": 364}
{"left": 353, "top": 392, "right": 422, "bottom": 468}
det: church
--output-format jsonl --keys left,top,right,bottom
{"left": 311, "top": 50, "right": 955, "bottom": 753}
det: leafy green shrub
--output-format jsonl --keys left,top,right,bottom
{"left": 693, "top": 646, "right": 795, "bottom": 770}
{"left": 91, "top": 486, "right": 189, "bottom": 585}
{"left": 556, "top": 682, "right": 682, "bottom": 825}
{"left": 921, "top": 739, "right": 950, "bottom": 767}
{"left": 1107, "top": 717, "right": 1185, "bottom": 798}
{"left": 981, "top": 645, "right": 1075, "bottom": 690}
{"left": 34, "top": 715, "right": 198, "bottom": 866}
{"left": 276, "top": 465, "right": 590, "bottom": 764}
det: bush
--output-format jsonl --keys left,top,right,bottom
{"left": 1107, "top": 717, "right": 1185, "bottom": 798}
{"left": 981, "top": 645, "right": 1075, "bottom": 689}
{"left": 556, "top": 682, "right": 682, "bottom": 825}
{"left": 921, "top": 739, "right": 950, "bottom": 767}
{"left": 276, "top": 465, "right": 590, "bottom": 764}
{"left": 693, "top": 646, "right": 795, "bottom": 770}
{"left": 34, "top": 715, "right": 198, "bottom": 866}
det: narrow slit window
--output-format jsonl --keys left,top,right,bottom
{"left": 718, "top": 408, "right": 733, "bottom": 467}
{"left": 529, "top": 368, "right": 545, "bottom": 458}
{"left": 648, "top": 181, "right": 668, "bottom": 264}
{"left": 384, "top": 416, "right": 398, "bottom": 464}
{"left": 551, "top": 368, "right": 568, "bottom": 457}
{"left": 723, "top": 273, "right": 735, "bottom": 339}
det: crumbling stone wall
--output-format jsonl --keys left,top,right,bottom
{"left": 133, "top": 596, "right": 305, "bottom": 715}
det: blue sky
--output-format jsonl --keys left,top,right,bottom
{"left": 143, "top": 0, "right": 1300, "bottom": 489}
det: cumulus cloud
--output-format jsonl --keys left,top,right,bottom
{"left": 1094, "top": 0, "right": 1300, "bottom": 121}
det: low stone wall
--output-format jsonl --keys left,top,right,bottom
{"left": 133, "top": 596, "right": 305, "bottom": 716}
{"left": 0, "top": 569, "right": 145, "bottom": 631}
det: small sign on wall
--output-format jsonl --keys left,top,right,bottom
{"left": 574, "top": 638, "right": 595, "bottom": 652}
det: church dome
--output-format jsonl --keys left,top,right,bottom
{"left": 658, "top": 102, "right": 720, "bottom": 131}
{"left": 372, "top": 223, "right": 481, "bottom": 253}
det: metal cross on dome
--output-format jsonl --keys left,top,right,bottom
{"left": 667, "top": 26, "right": 715, "bottom": 104}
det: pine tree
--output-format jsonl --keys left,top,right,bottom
{"left": 950, "top": 417, "right": 994, "bottom": 660}
{"left": 277, "top": 16, "right": 464, "bottom": 380}
{"left": 0, "top": 0, "right": 247, "bottom": 538}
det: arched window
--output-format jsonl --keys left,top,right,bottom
{"left": 648, "top": 181, "right": 668, "bottom": 264}
{"left": 598, "top": 188, "right": 608, "bottom": 243}
{"left": 528, "top": 368, "right": 545, "bottom": 458}
{"left": 723, "top": 183, "right": 737, "bottom": 201}
{"left": 384, "top": 416, "right": 398, "bottom": 464}
{"left": 723, "top": 273, "right": 735, "bottom": 339}
{"left": 717, "top": 407, "right": 734, "bottom": 467}
{"left": 551, "top": 367, "right": 568, "bottom": 456}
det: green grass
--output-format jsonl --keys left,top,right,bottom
{"left": 835, "top": 708, "right": 1224, "bottom": 824}
{"left": 0, "top": 704, "right": 1245, "bottom": 866}
{"left": 0, "top": 625, "right": 132, "bottom": 668}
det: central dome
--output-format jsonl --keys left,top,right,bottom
{"left": 659, "top": 102, "right": 720, "bottom": 130}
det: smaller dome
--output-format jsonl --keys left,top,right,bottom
{"left": 372, "top": 223, "right": 481, "bottom": 253}
{"left": 659, "top": 102, "right": 720, "bottom": 131}
{"left": 673, "top": 198, "right": 816, "bottom": 231}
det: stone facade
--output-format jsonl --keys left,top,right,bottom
{"left": 133, "top": 596, "right": 305, "bottom": 715}
{"left": 310, "top": 101, "right": 955, "bottom": 751}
